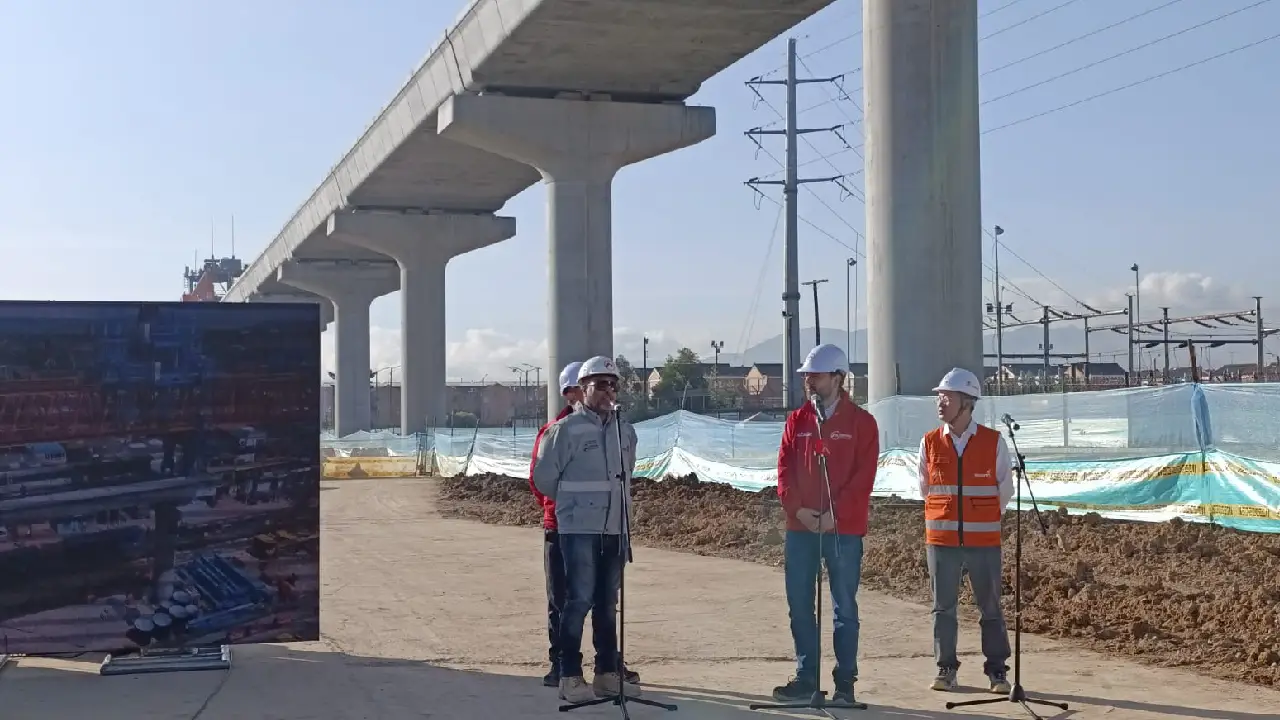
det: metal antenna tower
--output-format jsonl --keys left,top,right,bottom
{"left": 744, "top": 37, "right": 852, "bottom": 410}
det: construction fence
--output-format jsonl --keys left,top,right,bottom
{"left": 321, "top": 382, "right": 1280, "bottom": 533}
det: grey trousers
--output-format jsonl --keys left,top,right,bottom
{"left": 927, "top": 544, "right": 1011, "bottom": 674}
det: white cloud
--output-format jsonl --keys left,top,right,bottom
{"left": 320, "top": 325, "right": 686, "bottom": 382}
{"left": 996, "top": 270, "right": 1260, "bottom": 319}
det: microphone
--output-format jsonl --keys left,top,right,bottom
{"left": 810, "top": 393, "right": 828, "bottom": 424}
{"left": 1001, "top": 413, "right": 1019, "bottom": 430}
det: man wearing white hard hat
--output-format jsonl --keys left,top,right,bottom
{"left": 771, "top": 343, "right": 879, "bottom": 705}
{"left": 532, "top": 355, "right": 642, "bottom": 703}
{"left": 918, "top": 367, "right": 1014, "bottom": 694}
{"left": 529, "top": 361, "right": 640, "bottom": 689}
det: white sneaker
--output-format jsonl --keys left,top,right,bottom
{"left": 559, "top": 675, "right": 595, "bottom": 703}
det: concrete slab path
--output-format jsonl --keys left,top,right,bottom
{"left": 2, "top": 478, "right": 1274, "bottom": 719}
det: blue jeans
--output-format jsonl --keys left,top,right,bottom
{"left": 784, "top": 530, "right": 864, "bottom": 685}
{"left": 556, "top": 533, "right": 624, "bottom": 678}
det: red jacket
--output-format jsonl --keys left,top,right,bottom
{"left": 776, "top": 392, "right": 880, "bottom": 536}
{"left": 530, "top": 404, "right": 573, "bottom": 529}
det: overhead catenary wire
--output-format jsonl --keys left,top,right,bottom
{"left": 735, "top": 203, "right": 786, "bottom": 358}
{"left": 744, "top": 3, "right": 1269, "bottom": 330}
{"left": 981, "top": 0, "right": 1085, "bottom": 42}
{"left": 981, "top": 0, "right": 1276, "bottom": 107}
{"left": 760, "top": 0, "right": 1256, "bottom": 131}
{"left": 983, "top": 227, "right": 1097, "bottom": 313}
{"left": 753, "top": 0, "right": 1058, "bottom": 130}
{"left": 981, "top": 0, "right": 1191, "bottom": 77}
{"left": 983, "top": 28, "right": 1280, "bottom": 134}
{"left": 754, "top": 0, "right": 1047, "bottom": 82}
{"left": 747, "top": 105, "right": 1048, "bottom": 309}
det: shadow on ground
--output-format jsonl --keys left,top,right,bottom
{"left": 0, "top": 644, "right": 1039, "bottom": 720}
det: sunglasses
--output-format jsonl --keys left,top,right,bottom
{"left": 590, "top": 379, "right": 619, "bottom": 391}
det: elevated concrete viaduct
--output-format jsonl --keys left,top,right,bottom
{"left": 220, "top": 0, "right": 986, "bottom": 427}
{"left": 276, "top": 259, "right": 400, "bottom": 435}
{"left": 326, "top": 210, "right": 516, "bottom": 433}
{"left": 437, "top": 95, "right": 715, "bottom": 417}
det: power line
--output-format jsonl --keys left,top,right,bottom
{"left": 984, "top": 28, "right": 1280, "bottom": 134}
{"left": 743, "top": 38, "right": 856, "bottom": 409}
{"left": 981, "top": 0, "right": 1085, "bottom": 42}
{"left": 981, "top": 0, "right": 1190, "bottom": 77}
{"left": 754, "top": 148, "right": 863, "bottom": 181}
{"left": 735, "top": 202, "right": 785, "bottom": 358}
{"left": 755, "top": 0, "right": 1050, "bottom": 81}
{"left": 982, "top": 0, "right": 1276, "bottom": 107}
{"left": 751, "top": 0, "right": 1065, "bottom": 130}
{"left": 757, "top": 0, "right": 1090, "bottom": 86}
{"left": 982, "top": 227, "right": 1096, "bottom": 312}
{"left": 981, "top": 0, "right": 1039, "bottom": 20}
{"left": 751, "top": 190, "right": 861, "bottom": 257}
{"left": 798, "top": 54, "right": 865, "bottom": 151}
{"left": 753, "top": 88, "right": 861, "bottom": 131}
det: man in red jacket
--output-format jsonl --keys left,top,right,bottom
{"left": 531, "top": 361, "right": 639, "bottom": 688}
{"left": 770, "top": 343, "right": 880, "bottom": 706}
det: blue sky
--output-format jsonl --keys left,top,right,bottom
{"left": 2, "top": 0, "right": 1277, "bottom": 380}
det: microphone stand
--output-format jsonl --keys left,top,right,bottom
{"left": 750, "top": 396, "right": 867, "bottom": 716}
{"left": 560, "top": 405, "right": 677, "bottom": 717}
{"left": 945, "top": 415, "right": 1066, "bottom": 719}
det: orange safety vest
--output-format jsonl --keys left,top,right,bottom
{"left": 922, "top": 424, "right": 1003, "bottom": 547}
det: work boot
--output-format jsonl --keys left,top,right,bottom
{"left": 542, "top": 664, "right": 560, "bottom": 688}
{"left": 771, "top": 676, "right": 818, "bottom": 702}
{"left": 622, "top": 663, "right": 640, "bottom": 684}
{"left": 592, "top": 671, "right": 643, "bottom": 698}
{"left": 559, "top": 675, "right": 594, "bottom": 703}
{"left": 831, "top": 679, "right": 857, "bottom": 705}
{"left": 930, "top": 667, "right": 958, "bottom": 691}
{"left": 988, "top": 669, "right": 1011, "bottom": 694}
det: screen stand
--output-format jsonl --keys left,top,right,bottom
{"left": 99, "top": 645, "right": 232, "bottom": 676}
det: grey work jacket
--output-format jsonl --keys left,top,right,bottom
{"left": 531, "top": 404, "right": 638, "bottom": 535}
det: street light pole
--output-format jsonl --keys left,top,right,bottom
{"left": 1126, "top": 293, "right": 1135, "bottom": 387}
{"left": 845, "top": 258, "right": 856, "bottom": 363}
{"left": 641, "top": 336, "right": 649, "bottom": 411}
{"left": 1255, "top": 296, "right": 1265, "bottom": 382}
{"left": 802, "top": 278, "right": 829, "bottom": 346}
{"left": 994, "top": 226, "right": 1005, "bottom": 394}
{"left": 1131, "top": 263, "right": 1141, "bottom": 371}
{"left": 1161, "top": 307, "right": 1171, "bottom": 384}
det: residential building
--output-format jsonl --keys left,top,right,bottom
{"left": 321, "top": 381, "right": 549, "bottom": 432}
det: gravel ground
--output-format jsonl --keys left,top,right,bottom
{"left": 438, "top": 472, "right": 1280, "bottom": 689}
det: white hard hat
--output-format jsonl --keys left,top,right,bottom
{"left": 558, "top": 361, "right": 584, "bottom": 394}
{"left": 797, "top": 343, "right": 848, "bottom": 374}
{"left": 932, "top": 367, "right": 982, "bottom": 399}
{"left": 576, "top": 355, "right": 620, "bottom": 382}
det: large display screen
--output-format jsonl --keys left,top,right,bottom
{"left": 0, "top": 301, "right": 321, "bottom": 654}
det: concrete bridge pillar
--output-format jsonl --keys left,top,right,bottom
{"left": 327, "top": 210, "right": 516, "bottom": 434}
{"left": 863, "top": 0, "right": 984, "bottom": 402}
{"left": 276, "top": 260, "right": 398, "bottom": 437}
{"left": 437, "top": 94, "right": 715, "bottom": 419}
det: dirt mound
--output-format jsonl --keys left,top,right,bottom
{"left": 437, "top": 472, "right": 1280, "bottom": 688}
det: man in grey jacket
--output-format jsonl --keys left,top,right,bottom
{"left": 531, "top": 355, "right": 642, "bottom": 704}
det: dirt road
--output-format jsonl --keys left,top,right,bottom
{"left": 2, "top": 478, "right": 1276, "bottom": 719}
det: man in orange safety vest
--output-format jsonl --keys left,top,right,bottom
{"left": 917, "top": 367, "right": 1014, "bottom": 695}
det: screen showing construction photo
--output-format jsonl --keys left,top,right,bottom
{"left": 0, "top": 301, "right": 321, "bottom": 655}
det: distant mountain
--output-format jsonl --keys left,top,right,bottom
{"left": 722, "top": 323, "right": 1135, "bottom": 369}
